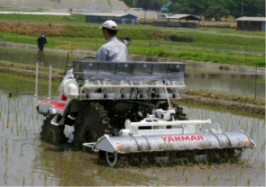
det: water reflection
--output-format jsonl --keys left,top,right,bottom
{"left": 37, "top": 51, "right": 45, "bottom": 64}
{"left": 186, "top": 69, "right": 265, "bottom": 98}
{"left": 0, "top": 47, "right": 77, "bottom": 69}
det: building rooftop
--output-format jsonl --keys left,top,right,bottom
{"left": 167, "top": 14, "right": 200, "bottom": 20}
{"left": 85, "top": 13, "right": 138, "bottom": 18}
{"left": 236, "top": 17, "right": 266, "bottom": 22}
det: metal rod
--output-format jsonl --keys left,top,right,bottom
{"left": 130, "top": 119, "right": 211, "bottom": 127}
{"left": 35, "top": 62, "right": 39, "bottom": 103}
{"left": 164, "top": 80, "right": 171, "bottom": 108}
{"left": 255, "top": 63, "right": 257, "bottom": 100}
{"left": 65, "top": 52, "right": 69, "bottom": 75}
{"left": 49, "top": 65, "right": 52, "bottom": 105}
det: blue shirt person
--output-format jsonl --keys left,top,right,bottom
{"left": 96, "top": 20, "right": 128, "bottom": 62}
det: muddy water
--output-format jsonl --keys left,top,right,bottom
{"left": 0, "top": 93, "right": 264, "bottom": 186}
{"left": 186, "top": 69, "right": 265, "bottom": 98}
{"left": 0, "top": 47, "right": 80, "bottom": 70}
{"left": 0, "top": 47, "right": 265, "bottom": 98}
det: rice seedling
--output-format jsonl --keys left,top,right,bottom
{"left": 4, "top": 168, "right": 9, "bottom": 182}
{"left": 90, "top": 169, "right": 96, "bottom": 186}
{"left": 207, "top": 170, "right": 212, "bottom": 181}
{"left": 212, "top": 178, "right": 217, "bottom": 186}
{"left": 6, "top": 95, "right": 10, "bottom": 129}
{"left": 247, "top": 178, "right": 251, "bottom": 186}
{"left": 75, "top": 151, "right": 81, "bottom": 159}
{"left": 22, "top": 175, "right": 26, "bottom": 186}
{"left": 59, "top": 176, "right": 65, "bottom": 186}
{"left": 110, "top": 169, "right": 119, "bottom": 185}
{"left": 165, "top": 176, "right": 173, "bottom": 186}
{"left": 235, "top": 175, "right": 239, "bottom": 186}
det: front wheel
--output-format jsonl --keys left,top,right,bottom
{"left": 105, "top": 152, "right": 119, "bottom": 167}
{"left": 41, "top": 115, "right": 67, "bottom": 144}
{"left": 73, "top": 102, "right": 112, "bottom": 147}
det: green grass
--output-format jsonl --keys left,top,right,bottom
{"left": 0, "top": 14, "right": 265, "bottom": 67}
{"left": 0, "top": 72, "right": 61, "bottom": 96}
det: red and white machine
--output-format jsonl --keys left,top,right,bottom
{"left": 35, "top": 59, "right": 256, "bottom": 166}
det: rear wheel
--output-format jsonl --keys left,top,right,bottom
{"left": 73, "top": 102, "right": 112, "bottom": 147}
{"left": 41, "top": 115, "right": 67, "bottom": 144}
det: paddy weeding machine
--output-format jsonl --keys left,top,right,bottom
{"left": 35, "top": 59, "right": 255, "bottom": 166}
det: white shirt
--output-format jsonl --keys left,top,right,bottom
{"left": 96, "top": 37, "right": 128, "bottom": 62}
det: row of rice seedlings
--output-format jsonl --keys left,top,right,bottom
{"left": 0, "top": 94, "right": 48, "bottom": 185}
{"left": 185, "top": 105, "right": 264, "bottom": 160}
{"left": 0, "top": 85, "right": 262, "bottom": 184}
{"left": 175, "top": 106, "right": 264, "bottom": 186}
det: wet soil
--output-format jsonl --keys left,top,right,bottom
{"left": 133, "top": 160, "right": 265, "bottom": 186}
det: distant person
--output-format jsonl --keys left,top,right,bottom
{"left": 96, "top": 20, "right": 128, "bottom": 62}
{"left": 37, "top": 33, "right": 48, "bottom": 51}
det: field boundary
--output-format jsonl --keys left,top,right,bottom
{"left": 0, "top": 41, "right": 265, "bottom": 75}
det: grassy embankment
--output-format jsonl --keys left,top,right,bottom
{"left": 0, "top": 14, "right": 265, "bottom": 67}
{"left": 0, "top": 60, "right": 63, "bottom": 96}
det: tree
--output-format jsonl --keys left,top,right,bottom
{"left": 226, "top": 0, "right": 263, "bottom": 18}
{"left": 257, "top": 0, "right": 266, "bottom": 16}
{"left": 169, "top": 0, "right": 209, "bottom": 18}
{"left": 121, "top": 0, "right": 264, "bottom": 17}
{"left": 244, "top": 0, "right": 261, "bottom": 16}
{"left": 203, "top": 0, "right": 230, "bottom": 21}
{"left": 205, "top": 5, "right": 230, "bottom": 21}
{"left": 123, "top": 0, "right": 173, "bottom": 10}
{"left": 168, "top": 0, "right": 263, "bottom": 20}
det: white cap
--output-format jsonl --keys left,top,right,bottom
{"left": 100, "top": 20, "right": 118, "bottom": 30}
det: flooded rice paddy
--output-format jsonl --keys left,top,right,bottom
{"left": 0, "top": 46, "right": 265, "bottom": 98}
{"left": 0, "top": 93, "right": 264, "bottom": 186}
{"left": 0, "top": 46, "right": 265, "bottom": 186}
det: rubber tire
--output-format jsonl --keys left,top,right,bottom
{"left": 73, "top": 102, "right": 112, "bottom": 146}
{"left": 105, "top": 152, "right": 119, "bottom": 167}
{"left": 41, "top": 115, "right": 66, "bottom": 144}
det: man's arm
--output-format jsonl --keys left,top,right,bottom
{"left": 96, "top": 47, "right": 108, "bottom": 61}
